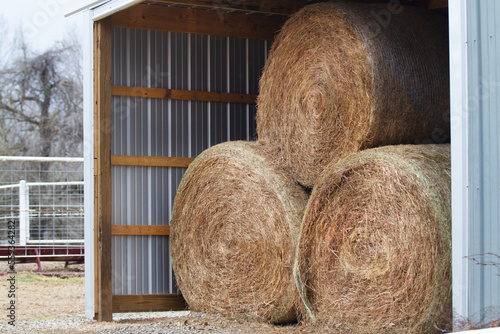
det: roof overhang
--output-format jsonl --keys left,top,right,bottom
{"left": 65, "top": 0, "right": 143, "bottom": 20}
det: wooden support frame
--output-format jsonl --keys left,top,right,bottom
{"left": 110, "top": 4, "right": 286, "bottom": 40}
{"left": 111, "top": 155, "right": 194, "bottom": 168}
{"left": 94, "top": 17, "right": 113, "bottom": 322}
{"left": 111, "top": 225, "right": 170, "bottom": 236}
{"left": 110, "top": 224, "right": 186, "bottom": 312}
{"left": 113, "top": 294, "right": 187, "bottom": 312}
{"left": 112, "top": 86, "right": 257, "bottom": 104}
{"left": 93, "top": 1, "right": 285, "bottom": 320}
{"left": 94, "top": 12, "right": 197, "bottom": 316}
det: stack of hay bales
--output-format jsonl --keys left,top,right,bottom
{"left": 171, "top": 2, "right": 451, "bottom": 332}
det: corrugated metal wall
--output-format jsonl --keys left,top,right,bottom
{"left": 465, "top": 0, "right": 500, "bottom": 322}
{"left": 110, "top": 27, "right": 269, "bottom": 295}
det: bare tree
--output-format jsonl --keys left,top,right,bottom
{"left": 0, "top": 38, "right": 83, "bottom": 180}
{"left": 0, "top": 36, "right": 84, "bottom": 241}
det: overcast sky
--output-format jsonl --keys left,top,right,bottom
{"left": 1, "top": 0, "right": 86, "bottom": 53}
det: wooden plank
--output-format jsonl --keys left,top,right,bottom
{"left": 112, "top": 86, "right": 257, "bottom": 104}
{"left": 94, "top": 17, "right": 113, "bottom": 322}
{"left": 93, "top": 21, "right": 100, "bottom": 317}
{"left": 110, "top": 4, "right": 285, "bottom": 40}
{"left": 93, "top": 171, "right": 99, "bottom": 317}
{"left": 113, "top": 294, "right": 187, "bottom": 312}
{"left": 149, "top": 0, "right": 306, "bottom": 15}
{"left": 111, "top": 155, "right": 194, "bottom": 168}
{"left": 112, "top": 225, "right": 170, "bottom": 236}
{"left": 426, "top": 0, "right": 448, "bottom": 9}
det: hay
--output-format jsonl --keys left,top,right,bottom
{"left": 257, "top": 2, "right": 450, "bottom": 187}
{"left": 170, "top": 141, "right": 309, "bottom": 323}
{"left": 295, "top": 144, "right": 452, "bottom": 333}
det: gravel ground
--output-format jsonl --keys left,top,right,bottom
{"left": 0, "top": 262, "right": 308, "bottom": 333}
{"left": 2, "top": 262, "right": 498, "bottom": 333}
{"left": 0, "top": 310, "right": 309, "bottom": 333}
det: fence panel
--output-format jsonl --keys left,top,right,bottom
{"left": 0, "top": 157, "right": 84, "bottom": 261}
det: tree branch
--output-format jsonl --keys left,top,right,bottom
{"left": 0, "top": 101, "right": 40, "bottom": 126}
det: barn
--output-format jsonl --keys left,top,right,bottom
{"left": 69, "top": 0, "right": 500, "bottom": 328}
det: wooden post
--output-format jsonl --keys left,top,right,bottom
{"left": 94, "top": 17, "right": 113, "bottom": 322}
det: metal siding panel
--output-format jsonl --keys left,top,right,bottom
{"left": 191, "top": 101, "right": 209, "bottom": 156}
{"left": 109, "top": 28, "right": 266, "bottom": 299}
{"left": 210, "top": 102, "right": 228, "bottom": 144}
{"left": 112, "top": 27, "right": 128, "bottom": 86}
{"left": 229, "top": 103, "right": 246, "bottom": 141}
{"left": 466, "top": 0, "right": 500, "bottom": 323}
{"left": 169, "top": 168, "right": 186, "bottom": 293}
{"left": 111, "top": 167, "right": 183, "bottom": 295}
{"left": 112, "top": 167, "right": 125, "bottom": 226}
{"left": 247, "top": 38, "right": 267, "bottom": 95}
{"left": 210, "top": 36, "right": 228, "bottom": 92}
{"left": 152, "top": 167, "right": 170, "bottom": 226}
{"left": 112, "top": 167, "right": 175, "bottom": 227}
{"left": 160, "top": 235, "right": 169, "bottom": 293}
{"left": 149, "top": 30, "right": 170, "bottom": 89}
{"left": 171, "top": 32, "right": 189, "bottom": 90}
{"left": 229, "top": 37, "right": 245, "bottom": 93}
{"left": 111, "top": 97, "right": 123, "bottom": 155}
{"left": 150, "top": 99, "right": 170, "bottom": 156}
{"left": 130, "top": 97, "right": 138, "bottom": 155}
{"left": 129, "top": 29, "right": 149, "bottom": 87}
{"left": 150, "top": 99, "right": 159, "bottom": 156}
{"left": 139, "top": 236, "right": 145, "bottom": 294}
{"left": 129, "top": 29, "right": 138, "bottom": 87}
{"left": 111, "top": 235, "right": 124, "bottom": 295}
{"left": 191, "top": 34, "right": 208, "bottom": 91}
{"left": 450, "top": 5, "right": 469, "bottom": 319}
{"left": 171, "top": 100, "right": 190, "bottom": 157}
{"left": 249, "top": 104, "right": 258, "bottom": 141}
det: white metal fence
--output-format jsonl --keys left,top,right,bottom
{"left": 0, "top": 180, "right": 84, "bottom": 245}
{"left": 0, "top": 157, "right": 84, "bottom": 248}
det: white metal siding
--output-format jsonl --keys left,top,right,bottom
{"left": 451, "top": 0, "right": 500, "bottom": 326}
{"left": 466, "top": 0, "right": 500, "bottom": 322}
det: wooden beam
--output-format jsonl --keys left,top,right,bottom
{"left": 112, "top": 294, "right": 187, "bottom": 312}
{"left": 93, "top": 19, "right": 100, "bottom": 318}
{"left": 426, "top": 0, "right": 448, "bottom": 9}
{"left": 112, "top": 225, "right": 170, "bottom": 236}
{"left": 111, "top": 155, "right": 194, "bottom": 168}
{"left": 94, "top": 17, "right": 113, "bottom": 322}
{"left": 110, "top": 4, "right": 285, "bottom": 40}
{"left": 148, "top": 0, "right": 306, "bottom": 15}
{"left": 112, "top": 86, "right": 257, "bottom": 104}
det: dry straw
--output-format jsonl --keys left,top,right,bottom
{"left": 295, "top": 144, "right": 452, "bottom": 333}
{"left": 170, "top": 141, "right": 309, "bottom": 323}
{"left": 257, "top": 2, "right": 450, "bottom": 187}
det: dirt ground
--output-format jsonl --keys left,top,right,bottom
{"left": 1, "top": 262, "right": 498, "bottom": 333}
{"left": 0, "top": 261, "right": 85, "bottom": 321}
{"left": 0, "top": 261, "right": 309, "bottom": 333}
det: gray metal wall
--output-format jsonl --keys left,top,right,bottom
{"left": 465, "top": 0, "right": 500, "bottom": 321}
{"left": 110, "top": 27, "right": 269, "bottom": 295}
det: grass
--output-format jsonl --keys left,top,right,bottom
{"left": 13, "top": 271, "right": 84, "bottom": 284}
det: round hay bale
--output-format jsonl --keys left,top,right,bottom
{"left": 257, "top": 2, "right": 450, "bottom": 187}
{"left": 295, "top": 144, "right": 451, "bottom": 333}
{"left": 171, "top": 141, "right": 309, "bottom": 323}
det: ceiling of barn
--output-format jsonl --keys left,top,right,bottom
{"left": 143, "top": 0, "right": 448, "bottom": 16}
